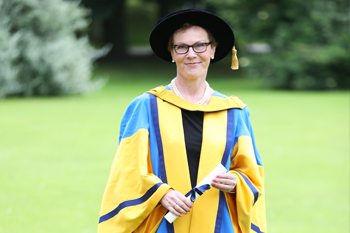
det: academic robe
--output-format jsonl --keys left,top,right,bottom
{"left": 98, "top": 86, "right": 266, "bottom": 233}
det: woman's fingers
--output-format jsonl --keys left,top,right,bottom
{"left": 212, "top": 181, "right": 234, "bottom": 192}
{"left": 212, "top": 173, "right": 237, "bottom": 193}
{"left": 176, "top": 194, "right": 192, "bottom": 213}
{"left": 161, "top": 174, "right": 237, "bottom": 216}
{"left": 171, "top": 202, "right": 189, "bottom": 216}
{"left": 160, "top": 190, "right": 192, "bottom": 216}
{"left": 170, "top": 203, "right": 184, "bottom": 216}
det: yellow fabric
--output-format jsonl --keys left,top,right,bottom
{"left": 189, "top": 110, "right": 228, "bottom": 232}
{"left": 134, "top": 204, "right": 168, "bottom": 233}
{"left": 99, "top": 87, "right": 266, "bottom": 233}
{"left": 98, "top": 129, "right": 171, "bottom": 233}
{"left": 226, "top": 136, "right": 266, "bottom": 233}
{"left": 147, "top": 86, "right": 246, "bottom": 112}
{"left": 156, "top": 100, "right": 229, "bottom": 232}
{"left": 253, "top": 166, "right": 267, "bottom": 232}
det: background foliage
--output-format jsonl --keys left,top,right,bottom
{"left": 207, "top": 0, "right": 350, "bottom": 90}
{"left": 0, "top": 0, "right": 106, "bottom": 98}
{"left": 1, "top": 0, "right": 348, "bottom": 97}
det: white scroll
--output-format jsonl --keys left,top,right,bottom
{"left": 164, "top": 163, "right": 227, "bottom": 223}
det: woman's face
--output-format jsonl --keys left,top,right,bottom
{"left": 171, "top": 26, "right": 216, "bottom": 81}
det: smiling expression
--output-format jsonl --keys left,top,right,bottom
{"left": 171, "top": 26, "right": 216, "bottom": 81}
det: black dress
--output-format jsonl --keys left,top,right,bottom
{"left": 181, "top": 109, "right": 204, "bottom": 188}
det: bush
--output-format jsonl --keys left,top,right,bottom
{"left": 208, "top": 0, "right": 350, "bottom": 90}
{"left": 0, "top": 0, "right": 107, "bottom": 97}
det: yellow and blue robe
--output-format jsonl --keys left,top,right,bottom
{"left": 98, "top": 86, "right": 266, "bottom": 233}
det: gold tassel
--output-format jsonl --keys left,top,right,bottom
{"left": 231, "top": 46, "right": 239, "bottom": 70}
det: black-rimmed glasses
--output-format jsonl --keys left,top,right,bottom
{"left": 172, "top": 42, "right": 212, "bottom": 54}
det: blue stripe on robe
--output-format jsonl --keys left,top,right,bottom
{"left": 236, "top": 171, "right": 259, "bottom": 204}
{"left": 149, "top": 94, "right": 168, "bottom": 183}
{"left": 251, "top": 223, "right": 264, "bottom": 233}
{"left": 99, "top": 183, "right": 163, "bottom": 223}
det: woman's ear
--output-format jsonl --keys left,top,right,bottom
{"left": 170, "top": 51, "right": 175, "bottom": 63}
{"left": 211, "top": 46, "right": 216, "bottom": 59}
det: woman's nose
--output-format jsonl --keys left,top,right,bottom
{"left": 186, "top": 47, "right": 197, "bottom": 58}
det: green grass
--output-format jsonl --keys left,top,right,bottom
{"left": 0, "top": 60, "right": 348, "bottom": 232}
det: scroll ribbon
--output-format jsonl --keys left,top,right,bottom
{"left": 164, "top": 164, "right": 227, "bottom": 223}
{"left": 185, "top": 184, "right": 211, "bottom": 202}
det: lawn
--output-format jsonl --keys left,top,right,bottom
{"left": 0, "top": 60, "right": 348, "bottom": 233}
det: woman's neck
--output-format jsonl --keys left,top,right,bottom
{"left": 169, "top": 76, "right": 213, "bottom": 105}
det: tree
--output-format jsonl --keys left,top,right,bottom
{"left": 151, "top": 0, "right": 204, "bottom": 17}
{"left": 83, "top": 0, "right": 127, "bottom": 59}
{"left": 0, "top": 0, "right": 106, "bottom": 97}
{"left": 84, "top": 0, "right": 206, "bottom": 59}
{"left": 208, "top": 0, "right": 350, "bottom": 90}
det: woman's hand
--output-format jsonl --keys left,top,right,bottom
{"left": 160, "top": 190, "right": 192, "bottom": 217}
{"left": 211, "top": 173, "right": 237, "bottom": 193}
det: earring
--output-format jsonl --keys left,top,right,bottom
{"left": 172, "top": 59, "right": 175, "bottom": 63}
{"left": 211, "top": 56, "right": 214, "bottom": 59}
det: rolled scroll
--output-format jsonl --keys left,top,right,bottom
{"left": 164, "top": 163, "right": 228, "bottom": 223}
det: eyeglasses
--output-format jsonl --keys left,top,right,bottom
{"left": 172, "top": 42, "right": 212, "bottom": 54}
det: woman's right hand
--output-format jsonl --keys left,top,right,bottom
{"left": 160, "top": 190, "right": 193, "bottom": 217}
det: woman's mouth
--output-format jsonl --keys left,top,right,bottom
{"left": 186, "top": 62, "right": 200, "bottom": 67}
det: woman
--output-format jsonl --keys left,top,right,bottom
{"left": 98, "top": 9, "right": 266, "bottom": 233}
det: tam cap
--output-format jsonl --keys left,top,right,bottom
{"left": 149, "top": 9, "right": 239, "bottom": 69}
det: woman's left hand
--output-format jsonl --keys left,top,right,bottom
{"left": 211, "top": 173, "right": 237, "bottom": 193}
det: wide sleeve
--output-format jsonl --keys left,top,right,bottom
{"left": 98, "top": 94, "right": 171, "bottom": 233}
{"left": 225, "top": 107, "right": 267, "bottom": 233}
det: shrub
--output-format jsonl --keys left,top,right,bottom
{"left": 208, "top": 0, "right": 350, "bottom": 90}
{"left": 0, "top": 0, "right": 107, "bottom": 97}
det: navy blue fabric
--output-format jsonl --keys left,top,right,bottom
{"left": 99, "top": 182, "right": 163, "bottom": 223}
{"left": 184, "top": 184, "right": 211, "bottom": 202}
{"left": 236, "top": 171, "right": 259, "bottom": 204}
{"left": 156, "top": 218, "right": 170, "bottom": 233}
{"left": 251, "top": 223, "right": 264, "bottom": 233}
{"left": 166, "top": 220, "right": 175, "bottom": 233}
{"left": 221, "top": 109, "right": 234, "bottom": 166}
{"left": 214, "top": 191, "right": 225, "bottom": 233}
{"left": 212, "top": 109, "right": 234, "bottom": 232}
{"left": 149, "top": 94, "right": 168, "bottom": 183}
{"left": 221, "top": 196, "right": 235, "bottom": 233}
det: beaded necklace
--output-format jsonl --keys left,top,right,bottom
{"left": 171, "top": 77, "right": 210, "bottom": 105}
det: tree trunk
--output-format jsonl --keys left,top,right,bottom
{"left": 103, "top": 0, "right": 127, "bottom": 60}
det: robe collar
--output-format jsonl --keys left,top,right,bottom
{"left": 147, "top": 86, "right": 246, "bottom": 112}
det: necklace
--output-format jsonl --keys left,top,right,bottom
{"left": 171, "top": 77, "right": 210, "bottom": 105}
